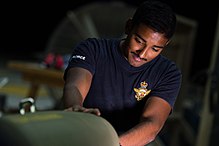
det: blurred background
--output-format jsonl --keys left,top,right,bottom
{"left": 0, "top": 0, "right": 219, "bottom": 146}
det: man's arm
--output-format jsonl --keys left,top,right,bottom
{"left": 119, "top": 96, "right": 171, "bottom": 146}
{"left": 63, "top": 67, "right": 101, "bottom": 115}
{"left": 63, "top": 67, "right": 92, "bottom": 107}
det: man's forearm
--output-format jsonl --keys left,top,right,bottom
{"left": 119, "top": 120, "right": 159, "bottom": 146}
{"left": 63, "top": 85, "right": 84, "bottom": 108}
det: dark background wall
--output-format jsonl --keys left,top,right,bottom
{"left": 0, "top": 0, "right": 218, "bottom": 81}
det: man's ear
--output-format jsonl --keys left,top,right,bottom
{"left": 125, "top": 18, "right": 133, "bottom": 35}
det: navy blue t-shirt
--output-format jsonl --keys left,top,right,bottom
{"left": 64, "top": 38, "right": 182, "bottom": 133}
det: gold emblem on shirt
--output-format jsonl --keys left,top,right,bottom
{"left": 134, "top": 81, "right": 151, "bottom": 101}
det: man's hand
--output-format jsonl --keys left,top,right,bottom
{"left": 64, "top": 105, "right": 101, "bottom": 116}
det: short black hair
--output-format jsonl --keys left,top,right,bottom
{"left": 132, "top": 0, "right": 176, "bottom": 39}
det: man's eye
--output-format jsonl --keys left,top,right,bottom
{"left": 152, "top": 47, "right": 159, "bottom": 52}
{"left": 135, "top": 37, "right": 144, "bottom": 44}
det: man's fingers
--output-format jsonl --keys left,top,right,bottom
{"left": 65, "top": 106, "right": 101, "bottom": 116}
{"left": 64, "top": 107, "right": 73, "bottom": 111}
{"left": 87, "top": 108, "right": 101, "bottom": 116}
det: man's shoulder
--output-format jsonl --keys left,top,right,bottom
{"left": 156, "top": 55, "right": 181, "bottom": 73}
{"left": 85, "top": 37, "right": 120, "bottom": 44}
{"left": 158, "top": 55, "right": 178, "bottom": 66}
{"left": 81, "top": 38, "right": 120, "bottom": 51}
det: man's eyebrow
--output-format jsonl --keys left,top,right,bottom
{"left": 154, "top": 45, "right": 165, "bottom": 49}
{"left": 135, "top": 33, "right": 165, "bottom": 49}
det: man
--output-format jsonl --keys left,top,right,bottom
{"left": 62, "top": 0, "right": 182, "bottom": 145}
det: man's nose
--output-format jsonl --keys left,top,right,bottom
{"left": 139, "top": 47, "right": 148, "bottom": 59}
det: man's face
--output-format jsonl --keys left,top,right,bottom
{"left": 123, "top": 23, "right": 169, "bottom": 67}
